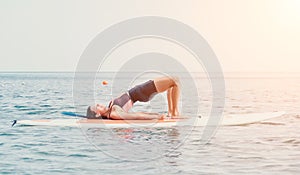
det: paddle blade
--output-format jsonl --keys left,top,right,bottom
{"left": 61, "top": 111, "right": 86, "bottom": 118}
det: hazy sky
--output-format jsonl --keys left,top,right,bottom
{"left": 0, "top": 0, "right": 299, "bottom": 72}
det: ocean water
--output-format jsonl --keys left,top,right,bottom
{"left": 0, "top": 72, "right": 300, "bottom": 174}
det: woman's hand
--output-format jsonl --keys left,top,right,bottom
{"left": 158, "top": 113, "right": 166, "bottom": 120}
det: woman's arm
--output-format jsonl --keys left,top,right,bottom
{"left": 110, "top": 106, "right": 164, "bottom": 120}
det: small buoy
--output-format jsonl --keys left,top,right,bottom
{"left": 102, "top": 80, "right": 108, "bottom": 85}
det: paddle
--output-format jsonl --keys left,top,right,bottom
{"left": 61, "top": 111, "right": 87, "bottom": 118}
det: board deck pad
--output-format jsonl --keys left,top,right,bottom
{"left": 13, "top": 111, "right": 285, "bottom": 128}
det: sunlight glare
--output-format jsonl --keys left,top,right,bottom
{"left": 274, "top": 0, "right": 300, "bottom": 28}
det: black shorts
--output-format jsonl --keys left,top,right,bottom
{"left": 128, "top": 80, "right": 158, "bottom": 103}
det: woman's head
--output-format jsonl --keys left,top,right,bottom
{"left": 86, "top": 104, "right": 108, "bottom": 119}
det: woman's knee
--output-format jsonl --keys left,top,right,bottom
{"left": 154, "top": 76, "right": 180, "bottom": 92}
{"left": 169, "top": 76, "right": 180, "bottom": 87}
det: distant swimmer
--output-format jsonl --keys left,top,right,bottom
{"left": 86, "top": 76, "right": 180, "bottom": 120}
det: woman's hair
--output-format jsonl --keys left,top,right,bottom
{"left": 86, "top": 106, "right": 98, "bottom": 119}
{"left": 86, "top": 106, "right": 108, "bottom": 119}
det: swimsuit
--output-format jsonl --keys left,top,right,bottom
{"left": 108, "top": 93, "right": 133, "bottom": 113}
{"left": 108, "top": 80, "right": 158, "bottom": 112}
{"left": 129, "top": 80, "right": 158, "bottom": 103}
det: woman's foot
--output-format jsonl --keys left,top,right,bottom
{"left": 167, "top": 111, "right": 179, "bottom": 118}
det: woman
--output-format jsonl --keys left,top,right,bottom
{"left": 86, "top": 76, "right": 180, "bottom": 120}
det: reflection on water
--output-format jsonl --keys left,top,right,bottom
{"left": 83, "top": 127, "right": 182, "bottom": 161}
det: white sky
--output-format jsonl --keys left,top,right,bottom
{"left": 0, "top": 0, "right": 300, "bottom": 72}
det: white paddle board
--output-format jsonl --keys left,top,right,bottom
{"left": 13, "top": 111, "right": 285, "bottom": 128}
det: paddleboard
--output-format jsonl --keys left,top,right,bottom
{"left": 13, "top": 111, "right": 285, "bottom": 128}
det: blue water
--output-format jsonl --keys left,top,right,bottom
{"left": 1, "top": 72, "right": 300, "bottom": 174}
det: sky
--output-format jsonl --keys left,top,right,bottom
{"left": 0, "top": 0, "right": 299, "bottom": 72}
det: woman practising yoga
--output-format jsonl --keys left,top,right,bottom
{"left": 86, "top": 76, "right": 180, "bottom": 120}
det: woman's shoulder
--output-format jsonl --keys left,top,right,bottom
{"left": 109, "top": 105, "right": 125, "bottom": 119}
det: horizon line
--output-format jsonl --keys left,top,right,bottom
{"left": 1, "top": 71, "right": 300, "bottom": 73}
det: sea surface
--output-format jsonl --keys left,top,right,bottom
{"left": 0, "top": 72, "right": 300, "bottom": 175}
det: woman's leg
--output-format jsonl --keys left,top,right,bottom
{"left": 167, "top": 88, "right": 173, "bottom": 116}
{"left": 171, "top": 84, "right": 180, "bottom": 116}
{"left": 154, "top": 76, "right": 180, "bottom": 116}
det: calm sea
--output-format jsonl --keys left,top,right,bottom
{"left": 0, "top": 72, "right": 300, "bottom": 174}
